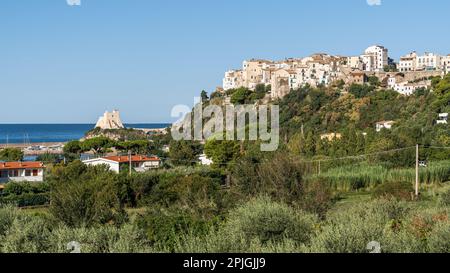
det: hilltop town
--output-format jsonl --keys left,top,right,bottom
{"left": 221, "top": 45, "right": 450, "bottom": 99}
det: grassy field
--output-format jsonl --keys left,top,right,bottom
{"left": 306, "top": 160, "right": 450, "bottom": 192}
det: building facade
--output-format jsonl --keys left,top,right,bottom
{"left": 363, "top": 45, "right": 389, "bottom": 72}
{"left": 399, "top": 52, "right": 417, "bottom": 72}
{"left": 416, "top": 52, "right": 441, "bottom": 71}
{"left": 442, "top": 55, "right": 450, "bottom": 74}
{"left": 0, "top": 162, "right": 45, "bottom": 183}
{"left": 223, "top": 70, "right": 244, "bottom": 90}
{"left": 83, "top": 155, "right": 161, "bottom": 173}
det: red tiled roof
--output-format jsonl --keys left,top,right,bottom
{"left": 103, "top": 155, "right": 160, "bottom": 163}
{"left": 0, "top": 161, "right": 45, "bottom": 170}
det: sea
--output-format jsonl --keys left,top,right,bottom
{"left": 0, "top": 124, "right": 171, "bottom": 144}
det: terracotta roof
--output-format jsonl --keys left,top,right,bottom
{"left": 0, "top": 161, "right": 45, "bottom": 170}
{"left": 103, "top": 155, "right": 160, "bottom": 163}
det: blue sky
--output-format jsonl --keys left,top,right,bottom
{"left": 0, "top": 0, "right": 448, "bottom": 123}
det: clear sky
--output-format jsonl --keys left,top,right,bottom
{"left": 0, "top": 0, "right": 449, "bottom": 123}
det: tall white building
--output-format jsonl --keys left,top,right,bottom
{"left": 362, "top": 45, "right": 389, "bottom": 72}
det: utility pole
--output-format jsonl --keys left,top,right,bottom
{"left": 415, "top": 144, "right": 419, "bottom": 198}
{"left": 128, "top": 150, "right": 132, "bottom": 176}
{"left": 318, "top": 160, "right": 321, "bottom": 175}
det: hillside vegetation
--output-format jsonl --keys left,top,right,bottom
{"left": 0, "top": 75, "right": 449, "bottom": 253}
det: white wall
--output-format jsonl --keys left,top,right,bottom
{"left": 83, "top": 159, "right": 120, "bottom": 173}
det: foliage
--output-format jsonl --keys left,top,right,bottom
{"left": 439, "top": 188, "right": 450, "bottom": 207}
{"left": 298, "top": 179, "right": 336, "bottom": 219}
{"left": 0, "top": 148, "right": 23, "bottom": 161}
{"left": 204, "top": 140, "right": 241, "bottom": 167}
{"left": 137, "top": 207, "right": 212, "bottom": 252}
{"left": 306, "top": 199, "right": 410, "bottom": 253}
{"left": 373, "top": 181, "right": 414, "bottom": 201}
{"left": 0, "top": 182, "right": 50, "bottom": 207}
{"left": 174, "top": 196, "right": 317, "bottom": 253}
{"left": 48, "top": 161, "right": 126, "bottom": 228}
{"left": 80, "top": 137, "right": 116, "bottom": 154}
{"left": 36, "top": 153, "right": 62, "bottom": 164}
{"left": 307, "top": 161, "right": 450, "bottom": 192}
{"left": 168, "top": 140, "right": 202, "bottom": 166}
{"left": 231, "top": 152, "right": 304, "bottom": 204}
{"left": 63, "top": 140, "right": 82, "bottom": 155}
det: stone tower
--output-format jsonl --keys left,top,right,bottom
{"left": 95, "top": 110, "right": 125, "bottom": 130}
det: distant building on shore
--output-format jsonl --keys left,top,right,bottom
{"left": 82, "top": 155, "right": 161, "bottom": 173}
{"left": 95, "top": 110, "right": 124, "bottom": 130}
{"left": 0, "top": 161, "right": 45, "bottom": 183}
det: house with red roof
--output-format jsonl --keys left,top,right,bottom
{"left": 82, "top": 155, "right": 161, "bottom": 173}
{"left": 0, "top": 161, "right": 46, "bottom": 183}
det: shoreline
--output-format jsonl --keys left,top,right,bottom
{"left": 0, "top": 142, "right": 66, "bottom": 149}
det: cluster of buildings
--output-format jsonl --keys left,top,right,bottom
{"left": 222, "top": 45, "right": 449, "bottom": 99}
{"left": 0, "top": 155, "right": 162, "bottom": 187}
{"left": 82, "top": 155, "right": 161, "bottom": 173}
{"left": 223, "top": 53, "right": 346, "bottom": 99}
{"left": 398, "top": 52, "right": 450, "bottom": 73}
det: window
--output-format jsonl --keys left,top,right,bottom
{"left": 32, "top": 169, "right": 38, "bottom": 176}
{"left": 25, "top": 170, "right": 31, "bottom": 176}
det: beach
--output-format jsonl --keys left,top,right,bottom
{"left": 0, "top": 142, "right": 66, "bottom": 155}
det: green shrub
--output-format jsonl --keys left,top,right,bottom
{"left": 225, "top": 196, "right": 316, "bottom": 245}
{"left": 0, "top": 206, "right": 52, "bottom": 253}
{"left": 306, "top": 200, "right": 409, "bottom": 253}
{"left": 299, "top": 179, "right": 335, "bottom": 219}
{"left": 0, "top": 205, "right": 21, "bottom": 237}
{"left": 427, "top": 221, "right": 450, "bottom": 253}
{"left": 47, "top": 224, "right": 153, "bottom": 253}
{"left": 48, "top": 161, "right": 126, "bottom": 228}
{"left": 0, "top": 193, "right": 50, "bottom": 207}
{"left": 373, "top": 181, "right": 414, "bottom": 201}
{"left": 137, "top": 207, "right": 212, "bottom": 252}
{"left": 174, "top": 196, "right": 317, "bottom": 253}
{"left": 439, "top": 188, "right": 450, "bottom": 207}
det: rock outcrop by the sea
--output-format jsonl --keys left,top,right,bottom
{"left": 95, "top": 110, "right": 124, "bottom": 130}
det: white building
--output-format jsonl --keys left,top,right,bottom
{"left": 441, "top": 55, "right": 450, "bottom": 74}
{"left": 376, "top": 121, "right": 395, "bottom": 132}
{"left": 223, "top": 70, "right": 244, "bottom": 90}
{"left": 437, "top": 113, "right": 448, "bottom": 125}
{"left": 83, "top": 155, "right": 161, "bottom": 173}
{"left": 363, "top": 45, "right": 389, "bottom": 72}
{"left": 416, "top": 52, "right": 441, "bottom": 71}
{"left": 398, "top": 52, "right": 417, "bottom": 72}
{"left": 387, "top": 76, "right": 429, "bottom": 96}
{"left": 95, "top": 110, "right": 124, "bottom": 130}
{"left": 0, "top": 162, "right": 45, "bottom": 183}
